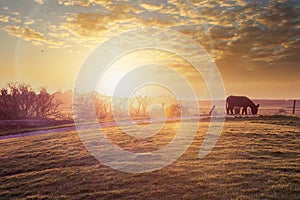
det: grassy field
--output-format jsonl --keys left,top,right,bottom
{"left": 0, "top": 116, "right": 299, "bottom": 199}
{"left": 0, "top": 120, "right": 75, "bottom": 137}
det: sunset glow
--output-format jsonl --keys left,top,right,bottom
{"left": 1, "top": 1, "right": 300, "bottom": 197}
{"left": 0, "top": 0, "right": 299, "bottom": 99}
{"left": 95, "top": 49, "right": 208, "bottom": 99}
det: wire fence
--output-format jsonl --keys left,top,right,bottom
{"left": 185, "top": 100, "right": 300, "bottom": 116}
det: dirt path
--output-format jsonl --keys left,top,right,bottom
{"left": 0, "top": 115, "right": 256, "bottom": 140}
{"left": 0, "top": 116, "right": 194, "bottom": 140}
{"left": 0, "top": 126, "right": 77, "bottom": 140}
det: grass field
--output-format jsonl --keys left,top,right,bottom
{"left": 0, "top": 120, "right": 75, "bottom": 137}
{"left": 0, "top": 116, "right": 299, "bottom": 199}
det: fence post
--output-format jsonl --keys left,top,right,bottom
{"left": 209, "top": 105, "right": 215, "bottom": 116}
{"left": 292, "top": 100, "right": 296, "bottom": 114}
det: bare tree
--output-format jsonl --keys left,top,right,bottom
{"left": 94, "top": 93, "right": 111, "bottom": 119}
{"left": 0, "top": 83, "right": 36, "bottom": 119}
{"left": 35, "top": 88, "right": 62, "bottom": 119}
{"left": 73, "top": 92, "right": 95, "bottom": 121}
{"left": 129, "top": 95, "right": 149, "bottom": 118}
{"left": 0, "top": 82, "right": 62, "bottom": 120}
{"left": 140, "top": 95, "right": 149, "bottom": 117}
{"left": 73, "top": 92, "right": 113, "bottom": 121}
{"left": 166, "top": 103, "right": 181, "bottom": 117}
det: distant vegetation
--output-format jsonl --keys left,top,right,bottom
{"left": 73, "top": 92, "right": 188, "bottom": 121}
{"left": 0, "top": 82, "right": 188, "bottom": 121}
{"left": 0, "top": 82, "right": 62, "bottom": 120}
{"left": 1, "top": 82, "right": 297, "bottom": 122}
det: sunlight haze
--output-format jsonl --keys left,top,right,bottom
{"left": 0, "top": 0, "right": 299, "bottom": 99}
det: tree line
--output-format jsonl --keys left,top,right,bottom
{"left": 0, "top": 82, "right": 190, "bottom": 121}
{"left": 0, "top": 82, "right": 62, "bottom": 120}
{"left": 74, "top": 92, "right": 188, "bottom": 121}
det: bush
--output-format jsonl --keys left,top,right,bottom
{"left": 0, "top": 82, "right": 62, "bottom": 120}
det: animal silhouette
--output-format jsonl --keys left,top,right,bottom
{"left": 226, "top": 95, "right": 259, "bottom": 115}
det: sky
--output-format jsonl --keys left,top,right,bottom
{"left": 0, "top": 0, "right": 299, "bottom": 99}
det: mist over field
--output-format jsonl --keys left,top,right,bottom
{"left": 54, "top": 90, "right": 300, "bottom": 117}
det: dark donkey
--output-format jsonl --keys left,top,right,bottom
{"left": 226, "top": 95, "right": 259, "bottom": 115}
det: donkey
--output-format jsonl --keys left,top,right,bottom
{"left": 226, "top": 95, "right": 259, "bottom": 115}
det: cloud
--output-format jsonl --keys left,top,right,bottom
{"left": 63, "top": 13, "right": 108, "bottom": 38}
{"left": 24, "top": 18, "right": 34, "bottom": 25}
{"left": 184, "top": 0, "right": 299, "bottom": 63}
{"left": 0, "top": 15, "right": 9, "bottom": 22}
{"left": 57, "top": 0, "right": 111, "bottom": 7}
{"left": 3, "top": 25, "right": 65, "bottom": 47}
{"left": 0, "top": 0, "right": 298, "bottom": 64}
{"left": 34, "top": 0, "right": 45, "bottom": 4}
{"left": 59, "top": 3, "right": 143, "bottom": 40}
{"left": 140, "top": 3, "right": 165, "bottom": 11}
{"left": 10, "top": 11, "right": 20, "bottom": 16}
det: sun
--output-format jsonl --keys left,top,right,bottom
{"left": 95, "top": 48, "right": 208, "bottom": 100}
{"left": 96, "top": 50, "right": 166, "bottom": 97}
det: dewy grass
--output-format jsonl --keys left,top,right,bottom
{"left": 0, "top": 120, "right": 75, "bottom": 137}
{"left": 0, "top": 123, "right": 74, "bottom": 137}
{"left": 0, "top": 117, "right": 299, "bottom": 199}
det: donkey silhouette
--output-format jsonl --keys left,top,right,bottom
{"left": 226, "top": 95, "right": 259, "bottom": 115}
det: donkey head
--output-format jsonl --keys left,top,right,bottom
{"left": 251, "top": 104, "right": 260, "bottom": 115}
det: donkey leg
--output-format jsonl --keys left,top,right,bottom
{"left": 227, "top": 105, "right": 233, "bottom": 115}
{"left": 244, "top": 107, "right": 248, "bottom": 115}
{"left": 230, "top": 108, "right": 234, "bottom": 115}
{"left": 242, "top": 107, "right": 246, "bottom": 115}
